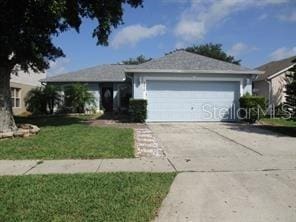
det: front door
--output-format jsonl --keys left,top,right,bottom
{"left": 102, "top": 87, "right": 113, "bottom": 112}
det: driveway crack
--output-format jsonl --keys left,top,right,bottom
{"left": 200, "top": 125, "right": 263, "bottom": 156}
{"left": 167, "top": 157, "right": 178, "bottom": 172}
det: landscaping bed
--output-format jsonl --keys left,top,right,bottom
{"left": 0, "top": 115, "right": 135, "bottom": 159}
{"left": 0, "top": 173, "right": 175, "bottom": 222}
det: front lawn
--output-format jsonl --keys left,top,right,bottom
{"left": 261, "top": 118, "right": 296, "bottom": 127}
{"left": 259, "top": 118, "right": 296, "bottom": 137}
{"left": 0, "top": 115, "right": 134, "bottom": 159}
{"left": 0, "top": 173, "right": 175, "bottom": 222}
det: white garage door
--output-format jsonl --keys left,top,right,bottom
{"left": 146, "top": 80, "right": 240, "bottom": 122}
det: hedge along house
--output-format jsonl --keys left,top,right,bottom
{"left": 42, "top": 50, "right": 263, "bottom": 122}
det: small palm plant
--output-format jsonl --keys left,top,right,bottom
{"left": 25, "top": 85, "right": 61, "bottom": 115}
{"left": 64, "top": 84, "right": 96, "bottom": 113}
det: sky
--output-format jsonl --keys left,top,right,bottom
{"left": 47, "top": 0, "right": 296, "bottom": 76}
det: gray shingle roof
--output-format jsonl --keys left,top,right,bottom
{"left": 126, "top": 50, "right": 257, "bottom": 73}
{"left": 42, "top": 64, "right": 135, "bottom": 83}
{"left": 42, "top": 50, "right": 261, "bottom": 83}
{"left": 255, "top": 55, "right": 296, "bottom": 81}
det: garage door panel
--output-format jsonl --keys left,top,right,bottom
{"left": 148, "top": 90, "right": 237, "bottom": 99}
{"left": 146, "top": 80, "right": 240, "bottom": 122}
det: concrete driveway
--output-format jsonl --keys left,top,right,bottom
{"left": 149, "top": 123, "right": 296, "bottom": 172}
{"left": 149, "top": 123, "right": 296, "bottom": 222}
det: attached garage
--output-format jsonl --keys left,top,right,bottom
{"left": 127, "top": 50, "right": 262, "bottom": 122}
{"left": 146, "top": 80, "right": 240, "bottom": 122}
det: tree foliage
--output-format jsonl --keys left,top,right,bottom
{"left": 121, "top": 55, "right": 151, "bottom": 65}
{"left": 185, "top": 43, "right": 241, "bottom": 65}
{"left": 25, "top": 85, "right": 61, "bottom": 115}
{"left": 285, "top": 64, "right": 296, "bottom": 118}
{"left": 64, "top": 84, "right": 96, "bottom": 113}
{"left": 0, "top": 0, "right": 142, "bottom": 131}
{"left": 0, "top": 0, "right": 143, "bottom": 72}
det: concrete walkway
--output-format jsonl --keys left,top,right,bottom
{"left": 150, "top": 123, "right": 296, "bottom": 222}
{"left": 0, "top": 158, "right": 175, "bottom": 176}
{"left": 2, "top": 155, "right": 296, "bottom": 176}
{"left": 155, "top": 171, "right": 296, "bottom": 222}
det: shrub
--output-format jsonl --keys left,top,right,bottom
{"left": 285, "top": 68, "right": 296, "bottom": 118}
{"left": 25, "top": 85, "right": 61, "bottom": 115}
{"left": 129, "top": 99, "right": 147, "bottom": 123}
{"left": 239, "top": 94, "right": 266, "bottom": 123}
{"left": 64, "top": 84, "right": 96, "bottom": 113}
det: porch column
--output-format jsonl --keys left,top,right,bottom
{"left": 113, "top": 83, "right": 119, "bottom": 111}
{"left": 87, "top": 83, "right": 100, "bottom": 112}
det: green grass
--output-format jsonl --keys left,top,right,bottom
{"left": 0, "top": 115, "right": 134, "bottom": 159}
{"left": 261, "top": 118, "right": 296, "bottom": 127}
{"left": 0, "top": 173, "right": 175, "bottom": 222}
{"left": 259, "top": 118, "right": 296, "bottom": 137}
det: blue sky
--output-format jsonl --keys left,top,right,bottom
{"left": 48, "top": 0, "right": 296, "bottom": 76}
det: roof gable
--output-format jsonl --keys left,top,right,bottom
{"left": 256, "top": 55, "right": 296, "bottom": 81}
{"left": 126, "top": 50, "right": 254, "bottom": 73}
{"left": 43, "top": 50, "right": 261, "bottom": 83}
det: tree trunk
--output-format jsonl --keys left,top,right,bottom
{"left": 0, "top": 67, "right": 17, "bottom": 132}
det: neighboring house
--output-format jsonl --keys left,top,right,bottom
{"left": 10, "top": 70, "right": 46, "bottom": 115}
{"left": 254, "top": 56, "right": 296, "bottom": 107}
{"left": 42, "top": 50, "right": 262, "bottom": 122}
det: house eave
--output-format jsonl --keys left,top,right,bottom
{"left": 266, "top": 64, "right": 296, "bottom": 80}
{"left": 41, "top": 79, "right": 126, "bottom": 83}
{"left": 124, "top": 69, "right": 263, "bottom": 75}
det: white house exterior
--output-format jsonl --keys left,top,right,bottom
{"left": 43, "top": 50, "right": 262, "bottom": 122}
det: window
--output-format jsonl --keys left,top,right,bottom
{"left": 11, "top": 88, "right": 21, "bottom": 108}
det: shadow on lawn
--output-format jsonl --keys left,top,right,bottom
{"left": 14, "top": 115, "right": 88, "bottom": 127}
{"left": 255, "top": 125, "right": 296, "bottom": 137}
{"left": 97, "top": 112, "right": 131, "bottom": 123}
{"left": 222, "top": 122, "right": 296, "bottom": 137}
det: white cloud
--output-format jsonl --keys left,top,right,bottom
{"left": 228, "top": 42, "right": 258, "bottom": 56}
{"left": 47, "top": 58, "right": 70, "bottom": 76}
{"left": 270, "top": 46, "right": 296, "bottom": 60}
{"left": 174, "top": 0, "right": 290, "bottom": 43}
{"left": 278, "top": 10, "right": 296, "bottom": 22}
{"left": 110, "top": 24, "right": 166, "bottom": 48}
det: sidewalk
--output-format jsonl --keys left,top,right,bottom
{"left": 154, "top": 170, "right": 296, "bottom": 222}
{"left": 2, "top": 156, "right": 296, "bottom": 176}
{"left": 0, "top": 158, "right": 175, "bottom": 176}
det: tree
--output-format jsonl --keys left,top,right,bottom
{"left": 64, "top": 84, "right": 96, "bottom": 113}
{"left": 185, "top": 43, "right": 241, "bottom": 65}
{"left": 285, "top": 64, "right": 296, "bottom": 118}
{"left": 121, "top": 55, "right": 151, "bottom": 65}
{"left": 0, "top": 0, "right": 143, "bottom": 132}
{"left": 25, "top": 85, "right": 61, "bottom": 115}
